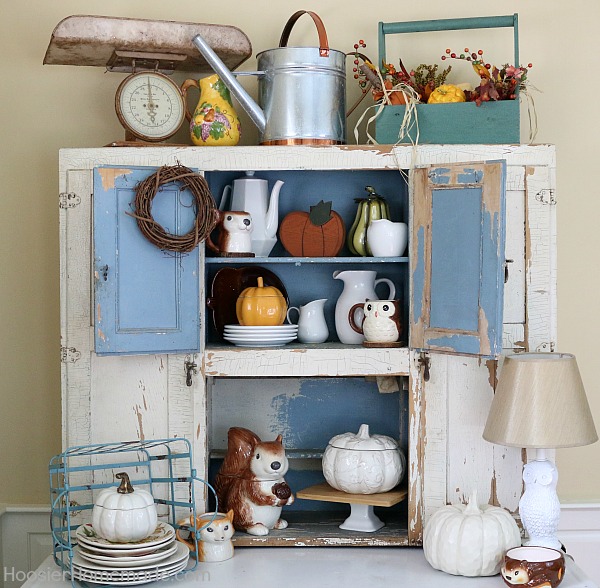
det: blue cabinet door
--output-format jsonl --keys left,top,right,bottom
{"left": 410, "top": 162, "right": 506, "bottom": 358}
{"left": 93, "top": 167, "right": 200, "bottom": 355}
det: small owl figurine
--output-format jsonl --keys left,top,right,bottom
{"left": 349, "top": 300, "right": 401, "bottom": 343}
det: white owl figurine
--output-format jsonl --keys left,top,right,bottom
{"left": 519, "top": 459, "right": 561, "bottom": 549}
{"left": 349, "top": 300, "right": 401, "bottom": 343}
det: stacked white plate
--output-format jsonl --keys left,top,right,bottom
{"left": 223, "top": 324, "right": 298, "bottom": 347}
{"left": 73, "top": 522, "right": 188, "bottom": 585}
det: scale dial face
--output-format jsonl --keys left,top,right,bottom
{"left": 115, "top": 71, "right": 185, "bottom": 142}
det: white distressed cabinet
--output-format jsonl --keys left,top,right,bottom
{"left": 59, "top": 144, "right": 556, "bottom": 546}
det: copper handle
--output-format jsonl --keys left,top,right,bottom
{"left": 279, "top": 10, "right": 330, "bottom": 57}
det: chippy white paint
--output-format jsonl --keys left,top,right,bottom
{"left": 60, "top": 144, "right": 556, "bottom": 546}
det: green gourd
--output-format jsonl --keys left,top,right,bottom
{"left": 347, "top": 186, "right": 391, "bottom": 256}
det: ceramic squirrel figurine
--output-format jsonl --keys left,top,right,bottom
{"left": 215, "top": 427, "right": 294, "bottom": 536}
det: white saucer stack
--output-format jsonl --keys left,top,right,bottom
{"left": 223, "top": 324, "right": 298, "bottom": 347}
{"left": 73, "top": 522, "right": 188, "bottom": 585}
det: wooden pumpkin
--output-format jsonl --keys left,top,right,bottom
{"left": 92, "top": 472, "right": 158, "bottom": 543}
{"left": 423, "top": 490, "right": 521, "bottom": 577}
{"left": 279, "top": 200, "right": 345, "bottom": 257}
{"left": 235, "top": 276, "right": 287, "bottom": 326}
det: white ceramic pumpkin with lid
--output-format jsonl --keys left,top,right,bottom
{"left": 92, "top": 472, "right": 158, "bottom": 543}
{"left": 322, "top": 424, "right": 405, "bottom": 494}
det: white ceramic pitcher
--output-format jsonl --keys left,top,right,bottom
{"left": 367, "top": 219, "right": 408, "bottom": 257}
{"left": 333, "top": 270, "right": 396, "bottom": 344}
{"left": 286, "top": 298, "right": 328, "bottom": 344}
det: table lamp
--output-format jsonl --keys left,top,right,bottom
{"left": 483, "top": 352, "right": 597, "bottom": 550}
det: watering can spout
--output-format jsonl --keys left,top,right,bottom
{"left": 192, "top": 34, "right": 266, "bottom": 134}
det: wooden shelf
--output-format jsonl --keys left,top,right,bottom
{"left": 204, "top": 344, "right": 410, "bottom": 377}
{"left": 205, "top": 256, "right": 409, "bottom": 265}
{"left": 230, "top": 510, "right": 409, "bottom": 547}
{"left": 211, "top": 448, "right": 324, "bottom": 460}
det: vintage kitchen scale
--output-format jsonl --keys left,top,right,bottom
{"left": 43, "top": 15, "right": 252, "bottom": 144}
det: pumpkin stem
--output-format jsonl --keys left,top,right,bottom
{"left": 116, "top": 472, "right": 134, "bottom": 494}
{"left": 357, "top": 424, "right": 370, "bottom": 439}
{"left": 257, "top": 276, "right": 264, "bottom": 288}
{"left": 308, "top": 200, "right": 333, "bottom": 227}
{"left": 464, "top": 489, "right": 481, "bottom": 515}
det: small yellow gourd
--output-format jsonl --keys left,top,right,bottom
{"left": 236, "top": 277, "right": 287, "bottom": 326}
{"left": 427, "top": 84, "right": 466, "bottom": 104}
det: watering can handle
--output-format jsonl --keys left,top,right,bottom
{"left": 279, "top": 10, "right": 330, "bottom": 57}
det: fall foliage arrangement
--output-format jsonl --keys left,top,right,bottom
{"left": 352, "top": 40, "right": 532, "bottom": 107}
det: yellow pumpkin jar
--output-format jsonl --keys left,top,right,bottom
{"left": 236, "top": 277, "right": 287, "bottom": 326}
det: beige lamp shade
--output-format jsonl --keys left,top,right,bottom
{"left": 483, "top": 353, "right": 598, "bottom": 448}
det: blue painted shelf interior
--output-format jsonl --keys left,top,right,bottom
{"left": 204, "top": 169, "right": 409, "bottom": 344}
{"left": 208, "top": 377, "right": 408, "bottom": 517}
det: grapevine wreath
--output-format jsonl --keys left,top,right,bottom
{"left": 130, "top": 164, "right": 219, "bottom": 253}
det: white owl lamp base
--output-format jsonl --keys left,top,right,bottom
{"left": 519, "top": 449, "right": 562, "bottom": 551}
{"left": 482, "top": 354, "right": 598, "bottom": 555}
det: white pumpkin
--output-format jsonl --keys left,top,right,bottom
{"left": 322, "top": 424, "right": 405, "bottom": 494}
{"left": 92, "top": 472, "right": 158, "bottom": 543}
{"left": 423, "top": 490, "right": 521, "bottom": 577}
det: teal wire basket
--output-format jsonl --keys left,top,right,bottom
{"left": 49, "top": 438, "right": 215, "bottom": 587}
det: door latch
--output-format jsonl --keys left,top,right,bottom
{"left": 418, "top": 352, "right": 431, "bottom": 382}
{"left": 504, "top": 259, "right": 514, "bottom": 283}
{"left": 185, "top": 360, "right": 198, "bottom": 387}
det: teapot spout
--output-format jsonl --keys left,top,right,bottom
{"left": 192, "top": 34, "right": 266, "bottom": 134}
{"left": 265, "top": 180, "right": 284, "bottom": 239}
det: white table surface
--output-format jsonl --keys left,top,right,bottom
{"left": 22, "top": 547, "right": 598, "bottom": 588}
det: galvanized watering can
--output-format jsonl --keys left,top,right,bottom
{"left": 192, "top": 11, "right": 346, "bottom": 145}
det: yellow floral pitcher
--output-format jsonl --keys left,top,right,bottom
{"left": 181, "top": 74, "right": 241, "bottom": 146}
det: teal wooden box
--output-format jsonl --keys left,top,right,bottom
{"left": 375, "top": 15, "right": 521, "bottom": 145}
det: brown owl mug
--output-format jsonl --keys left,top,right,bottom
{"left": 348, "top": 299, "right": 402, "bottom": 344}
{"left": 502, "top": 546, "right": 565, "bottom": 588}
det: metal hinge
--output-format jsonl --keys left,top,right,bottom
{"left": 536, "top": 341, "right": 556, "bottom": 352}
{"left": 60, "top": 346, "right": 81, "bottom": 363}
{"left": 535, "top": 189, "right": 556, "bottom": 205}
{"left": 59, "top": 192, "right": 81, "bottom": 209}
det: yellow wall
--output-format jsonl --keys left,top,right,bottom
{"left": 1, "top": 0, "right": 598, "bottom": 504}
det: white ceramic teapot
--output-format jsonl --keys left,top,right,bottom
{"left": 220, "top": 172, "right": 284, "bottom": 257}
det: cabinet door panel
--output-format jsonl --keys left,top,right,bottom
{"left": 410, "top": 162, "right": 506, "bottom": 357}
{"left": 93, "top": 167, "right": 200, "bottom": 355}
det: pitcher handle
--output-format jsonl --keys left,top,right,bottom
{"left": 286, "top": 306, "right": 300, "bottom": 325}
{"left": 348, "top": 302, "right": 365, "bottom": 335}
{"left": 374, "top": 278, "right": 396, "bottom": 300}
{"left": 279, "top": 11, "right": 330, "bottom": 57}
{"left": 180, "top": 79, "right": 199, "bottom": 122}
